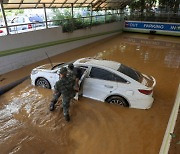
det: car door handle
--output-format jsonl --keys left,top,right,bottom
{"left": 104, "top": 85, "right": 113, "bottom": 88}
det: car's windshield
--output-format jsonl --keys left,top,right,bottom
{"left": 117, "top": 64, "right": 142, "bottom": 82}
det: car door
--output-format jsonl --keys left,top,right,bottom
{"left": 75, "top": 66, "right": 88, "bottom": 84}
{"left": 52, "top": 72, "right": 59, "bottom": 88}
{"left": 82, "top": 67, "right": 119, "bottom": 101}
{"left": 50, "top": 69, "right": 60, "bottom": 89}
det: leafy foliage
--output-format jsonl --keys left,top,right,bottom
{"left": 5, "top": 9, "right": 24, "bottom": 16}
{"left": 129, "top": 0, "right": 180, "bottom": 14}
{"left": 159, "top": 0, "right": 180, "bottom": 13}
{"left": 52, "top": 9, "right": 118, "bottom": 33}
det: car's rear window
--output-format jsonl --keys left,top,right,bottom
{"left": 117, "top": 64, "right": 142, "bottom": 82}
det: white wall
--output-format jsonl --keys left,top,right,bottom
{"left": 0, "top": 22, "right": 123, "bottom": 74}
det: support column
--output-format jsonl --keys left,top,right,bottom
{"left": 90, "top": 3, "right": 93, "bottom": 26}
{"left": 71, "top": 3, "right": 74, "bottom": 18}
{"left": 0, "top": 2, "right": 9, "bottom": 35}
{"left": 116, "top": 8, "right": 118, "bottom": 21}
{"left": 43, "top": 3, "right": 48, "bottom": 29}
{"left": 105, "top": 8, "right": 107, "bottom": 23}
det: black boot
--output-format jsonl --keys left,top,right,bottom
{"left": 65, "top": 114, "right": 70, "bottom": 122}
{"left": 49, "top": 103, "right": 55, "bottom": 111}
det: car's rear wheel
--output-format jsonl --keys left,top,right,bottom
{"left": 36, "top": 78, "right": 51, "bottom": 89}
{"left": 106, "top": 96, "right": 129, "bottom": 107}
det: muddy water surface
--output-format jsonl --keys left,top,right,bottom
{"left": 0, "top": 33, "right": 180, "bottom": 154}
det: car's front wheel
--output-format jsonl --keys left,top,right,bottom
{"left": 36, "top": 78, "right": 51, "bottom": 89}
{"left": 106, "top": 96, "right": 129, "bottom": 107}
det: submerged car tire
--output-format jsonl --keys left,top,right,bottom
{"left": 36, "top": 78, "right": 51, "bottom": 89}
{"left": 106, "top": 96, "right": 129, "bottom": 107}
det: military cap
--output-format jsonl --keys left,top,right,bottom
{"left": 60, "top": 67, "right": 67, "bottom": 74}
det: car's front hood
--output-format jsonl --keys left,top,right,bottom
{"left": 35, "top": 63, "right": 57, "bottom": 70}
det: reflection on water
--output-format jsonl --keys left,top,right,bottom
{"left": 123, "top": 36, "right": 180, "bottom": 49}
{"left": 0, "top": 85, "right": 42, "bottom": 144}
{"left": 120, "top": 44, "right": 126, "bottom": 52}
{"left": 0, "top": 33, "right": 180, "bottom": 154}
{"left": 164, "top": 50, "right": 180, "bottom": 68}
{"left": 136, "top": 45, "right": 141, "bottom": 51}
{"left": 0, "top": 81, "right": 71, "bottom": 153}
{"left": 95, "top": 34, "right": 180, "bottom": 68}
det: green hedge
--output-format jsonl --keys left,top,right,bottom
{"left": 52, "top": 10, "right": 118, "bottom": 32}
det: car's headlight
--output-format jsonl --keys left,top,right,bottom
{"left": 31, "top": 70, "right": 38, "bottom": 75}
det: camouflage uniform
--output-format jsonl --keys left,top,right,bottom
{"left": 50, "top": 67, "right": 75, "bottom": 121}
{"left": 55, "top": 76, "right": 75, "bottom": 115}
{"left": 67, "top": 63, "right": 83, "bottom": 93}
{"left": 67, "top": 69, "right": 78, "bottom": 90}
{"left": 67, "top": 69, "right": 76, "bottom": 80}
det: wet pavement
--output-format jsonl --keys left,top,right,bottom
{"left": 0, "top": 33, "right": 180, "bottom": 154}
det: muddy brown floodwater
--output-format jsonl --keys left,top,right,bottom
{"left": 0, "top": 33, "right": 180, "bottom": 154}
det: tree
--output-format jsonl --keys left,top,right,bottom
{"left": 159, "top": 0, "right": 180, "bottom": 14}
{"left": 129, "top": 0, "right": 157, "bottom": 13}
{"left": 4, "top": 9, "right": 24, "bottom": 16}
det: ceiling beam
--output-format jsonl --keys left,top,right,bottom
{"left": 18, "top": 0, "right": 24, "bottom": 9}
{"left": 2, "top": 1, "right": 131, "bottom": 9}
{"left": 49, "top": 0, "right": 56, "bottom": 8}
{"left": 80, "top": 0, "right": 88, "bottom": 7}
{"left": 74, "top": 0, "right": 79, "bottom": 4}
{"left": 61, "top": 0, "right": 68, "bottom": 8}
{"left": 93, "top": 0, "right": 107, "bottom": 9}
{"left": 35, "top": 0, "right": 42, "bottom": 8}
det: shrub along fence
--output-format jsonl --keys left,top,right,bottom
{"left": 51, "top": 13, "right": 123, "bottom": 33}
{"left": 0, "top": 8, "right": 124, "bottom": 35}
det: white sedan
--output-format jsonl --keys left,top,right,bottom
{"left": 31, "top": 57, "right": 156, "bottom": 109}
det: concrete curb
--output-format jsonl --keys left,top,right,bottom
{"left": 0, "top": 76, "right": 29, "bottom": 95}
{"left": 0, "top": 30, "right": 121, "bottom": 57}
{"left": 159, "top": 84, "right": 180, "bottom": 154}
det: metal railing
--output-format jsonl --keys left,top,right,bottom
{"left": 124, "top": 12, "right": 180, "bottom": 23}
{"left": 0, "top": 13, "right": 123, "bottom": 36}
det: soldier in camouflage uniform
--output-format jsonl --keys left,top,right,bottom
{"left": 49, "top": 67, "right": 75, "bottom": 122}
{"left": 68, "top": 63, "right": 84, "bottom": 100}
{"left": 67, "top": 63, "right": 79, "bottom": 92}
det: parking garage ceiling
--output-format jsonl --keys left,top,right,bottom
{"left": 1, "top": 0, "right": 131, "bottom": 10}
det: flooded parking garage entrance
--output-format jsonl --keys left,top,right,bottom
{"left": 0, "top": 33, "right": 180, "bottom": 154}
